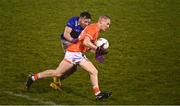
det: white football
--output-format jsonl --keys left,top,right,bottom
{"left": 95, "top": 38, "right": 109, "bottom": 49}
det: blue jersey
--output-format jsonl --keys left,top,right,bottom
{"left": 61, "top": 16, "right": 83, "bottom": 40}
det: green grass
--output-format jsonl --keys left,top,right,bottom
{"left": 0, "top": 0, "right": 180, "bottom": 105}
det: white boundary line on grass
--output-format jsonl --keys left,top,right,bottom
{"left": 1, "top": 89, "right": 56, "bottom": 105}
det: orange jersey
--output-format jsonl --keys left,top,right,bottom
{"left": 67, "top": 23, "right": 100, "bottom": 52}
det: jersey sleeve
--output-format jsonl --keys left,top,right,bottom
{"left": 66, "top": 17, "right": 75, "bottom": 29}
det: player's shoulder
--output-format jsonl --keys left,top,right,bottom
{"left": 67, "top": 16, "right": 79, "bottom": 27}
{"left": 86, "top": 23, "right": 98, "bottom": 30}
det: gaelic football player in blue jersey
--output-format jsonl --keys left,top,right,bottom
{"left": 50, "top": 12, "right": 91, "bottom": 90}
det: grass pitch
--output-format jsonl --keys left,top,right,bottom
{"left": 0, "top": 0, "right": 180, "bottom": 105}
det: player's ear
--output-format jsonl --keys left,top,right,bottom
{"left": 79, "top": 17, "right": 83, "bottom": 22}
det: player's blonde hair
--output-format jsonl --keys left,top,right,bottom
{"left": 98, "top": 15, "right": 111, "bottom": 22}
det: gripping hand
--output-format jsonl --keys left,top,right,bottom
{"left": 95, "top": 45, "right": 108, "bottom": 63}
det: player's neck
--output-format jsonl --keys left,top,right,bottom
{"left": 96, "top": 22, "right": 101, "bottom": 31}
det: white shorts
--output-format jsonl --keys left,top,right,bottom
{"left": 64, "top": 51, "right": 87, "bottom": 65}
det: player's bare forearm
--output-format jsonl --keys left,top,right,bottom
{"left": 83, "top": 36, "right": 97, "bottom": 51}
{"left": 64, "top": 26, "right": 73, "bottom": 42}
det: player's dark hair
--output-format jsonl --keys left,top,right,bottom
{"left": 80, "top": 11, "right": 91, "bottom": 19}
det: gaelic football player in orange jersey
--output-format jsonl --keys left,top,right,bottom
{"left": 25, "top": 15, "right": 112, "bottom": 100}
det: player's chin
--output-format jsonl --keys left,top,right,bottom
{"left": 103, "top": 28, "right": 108, "bottom": 31}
